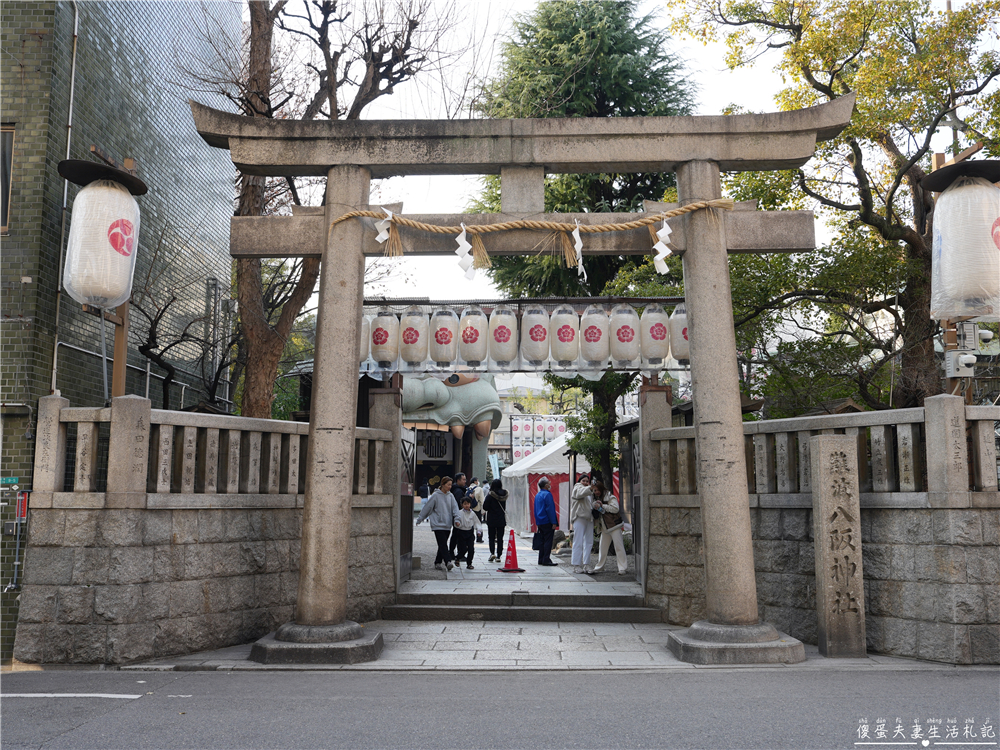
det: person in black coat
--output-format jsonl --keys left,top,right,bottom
{"left": 483, "top": 478, "right": 509, "bottom": 563}
{"left": 449, "top": 473, "right": 469, "bottom": 562}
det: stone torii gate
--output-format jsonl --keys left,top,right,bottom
{"left": 191, "top": 94, "right": 855, "bottom": 664}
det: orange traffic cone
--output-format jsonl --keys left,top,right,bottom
{"left": 498, "top": 529, "right": 524, "bottom": 573}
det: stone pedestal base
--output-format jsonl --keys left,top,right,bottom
{"left": 249, "top": 621, "right": 384, "bottom": 665}
{"left": 667, "top": 620, "right": 805, "bottom": 665}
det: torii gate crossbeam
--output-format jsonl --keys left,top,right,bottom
{"left": 191, "top": 95, "right": 854, "bottom": 665}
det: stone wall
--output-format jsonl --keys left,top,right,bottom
{"left": 14, "top": 508, "right": 300, "bottom": 664}
{"left": 0, "top": 0, "right": 238, "bottom": 661}
{"left": 645, "top": 505, "right": 1000, "bottom": 665}
{"left": 14, "top": 502, "right": 399, "bottom": 664}
{"left": 347, "top": 505, "right": 397, "bottom": 624}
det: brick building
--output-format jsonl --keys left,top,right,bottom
{"left": 0, "top": 1, "right": 239, "bottom": 660}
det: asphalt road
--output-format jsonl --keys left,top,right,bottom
{"left": 3, "top": 667, "right": 997, "bottom": 749}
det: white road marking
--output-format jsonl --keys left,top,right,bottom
{"left": 3, "top": 693, "right": 143, "bottom": 699}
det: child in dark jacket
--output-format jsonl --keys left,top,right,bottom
{"left": 454, "top": 497, "right": 483, "bottom": 569}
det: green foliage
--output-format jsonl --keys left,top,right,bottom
{"left": 662, "top": 0, "right": 1000, "bottom": 408}
{"left": 756, "top": 338, "right": 889, "bottom": 419}
{"left": 478, "top": 0, "right": 694, "bottom": 120}
{"left": 545, "top": 370, "right": 638, "bottom": 483}
{"left": 270, "top": 312, "right": 315, "bottom": 420}
{"left": 270, "top": 376, "right": 300, "bottom": 421}
{"left": 475, "top": 0, "right": 695, "bottom": 298}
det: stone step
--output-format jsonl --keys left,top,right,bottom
{"left": 396, "top": 591, "right": 645, "bottom": 608}
{"left": 381, "top": 603, "right": 663, "bottom": 623}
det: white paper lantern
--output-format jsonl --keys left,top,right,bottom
{"left": 556, "top": 418, "right": 567, "bottom": 436}
{"left": 931, "top": 176, "right": 1000, "bottom": 321}
{"left": 545, "top": 417, "right": 557, "bottom": 440}
{"left": 459, "top": 305, "right": 489, "bottom": 367}
{"left": 429, "top": 308, "right": 459, "bottom": 367}
{"left": 359, "top": 316, "right": 370, "bottom": 364}
{"left": 511, "top": 417, "right": 523, "bottom": 439}
{"left": 399, "top": 306, "right": 429, "bottom": 369}
{"left": 512, "top": 445, "right": 523, "bottom": 462}
{"left": 523, "top": 446, "right": 533, "bottom": 459}
{"left": 641, "top": 303, "right": 671, "bottom": 368}
{"left": 610, "top": 304, "right": 641, "bottom": 367}
{"left": 370, "top": 309, "right": 400, "bottom": 369}
{"left": 670, "top": 304, "right": 690, "bottom": 361}
{"left": 519, "top": 305, "right": 550, "bottom": 369}
{"left": 580, "top": 304, "right": 611, "bottom": 368}
{"left": 533, "top": 418, "right": 545, "bottom": 439}
{"left": 63, "top": 180, "right": 141, "bottom": 309}
{"left": 489, "top": 305, "right": 518, "bottom": 368}
{"left": 549, "top": 304, "right": 579, "bottom": 367}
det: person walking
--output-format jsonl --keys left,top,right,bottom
{"left": 448, "top": 473, "right": 468, "bottom": 560}
{"left": 483, "top": 478, "right": 509, "bottom": 563}
{"left": 454, "top": 496, "right": 483, "bottom": 569}
{"left": 416, "top": 476, "right": 461, "bottom": 571}
{"left": 589, "top": 479, "right": 628, "bottom": 575}
{"left": 569, "top": 473, "right": 595, "bottom": 574}
{"left": 533, "top": 478, "right": 558, "bottom": 567}
{"left": 468, "top": 477, "right": 486, "bottom": 543}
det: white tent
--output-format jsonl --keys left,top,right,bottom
{"left": 502, "top": 435, "right": 590, "bottom": 536}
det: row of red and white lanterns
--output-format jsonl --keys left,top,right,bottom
{"left": 510, "top": 416, "right": 568, "bottom": 462}
{"left": 510, "top": 415, "right": 567, "bottom": 442}
{"left": 360, "top": 303, "right": 689, "bottom": 372}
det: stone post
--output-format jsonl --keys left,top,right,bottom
{"left": 296, "top": 165, "right": 370, "bottom": 626}
{"left": 30, "top": 395, "right": 69, "bottom": 509}
{"left": 923, "top": 395, "right": 970, "bottom": 508}
{"left": 675, "top": 161, "right": 758, "bottom": 625}
{"left": 500, "top": 166, "right": 544, "bottom": 214}
{"left": 810, "top": 435, "right": 866, "bottom": 657}
{"left": 639, "top": 377, "right": 672, "bottom": 597}
{"left": 369, "top": 381, "right": 403, "bottom": 591}
{"left": 106, "top": 395, "right": 151, "bottom": 508}
{"left": 666, "top": 161, "right": 804, "bottom": 665}
{"left": 252, "top": 165, "right": 383, "bottom": 664}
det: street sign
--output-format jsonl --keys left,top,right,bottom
{"left": 0, "top": 477, "right": 19, "bottom": 485}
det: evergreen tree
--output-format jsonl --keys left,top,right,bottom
{"left": 473, "top": 0, "right": 696, "bottom": 297}
{"left": 473, "top": 0, "right": 696, "bottom": 481}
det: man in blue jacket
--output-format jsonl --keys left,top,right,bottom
{"left": 533, "top": 478, "right": 558, "bottom": 566}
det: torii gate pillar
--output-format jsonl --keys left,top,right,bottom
{"left": 250, "top": 166, "right": 384, "bottom": 664}
{"left": 667, "top": 161, "right": 804, "bottom": 664}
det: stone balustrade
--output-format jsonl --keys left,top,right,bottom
{"left": 649, "top": 396, "right": 1000, "bottom": 509}
{"left": 641, "top": 394, "right": 999, "bottom": 665}
{"left": 15, "top": 393, "right": 400, "bottom": 665}
{"left": 29, "top": 395, "right": 393, "bottom": 512}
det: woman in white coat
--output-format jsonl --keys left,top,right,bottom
{"left": 590, "top": 479, "right": 628, "bottom": 575}
{"left": 569, "top": 473, "right": 594, "bottom": 574}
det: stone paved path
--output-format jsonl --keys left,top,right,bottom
{"left": 409, "top": 517, "right": 636, "bottom": 583}
{"left": 122, "top": 626, "right": 965, "bottom": 673}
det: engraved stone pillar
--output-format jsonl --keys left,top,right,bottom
{"left": 667, "top": 161, "right": 803, "bottom": 665}
{"left": 369, "top": 379, "right": 403, "bottom": 587}
{"left": 251, "top": 166, "right": 383, "bottom": 664}
{"left": 297, "top": 165, "right": 369, "bottom": 625}
{"left": 810, "top": 434, "right": 866, "bottom": 657}
{"left": 675, "top": 161, "right": 758, "bottom": 624}
{"left": 923, "top": 395, "right": 970, "bottom": 508}
{"left": 106, "top": 395, "right": 151, "bottom": 508}
{"left": 30, "top": 395, "right": 69, "bottom": 508}
{"left": 640, "top": 377, "right": 673, "bottom": 597}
